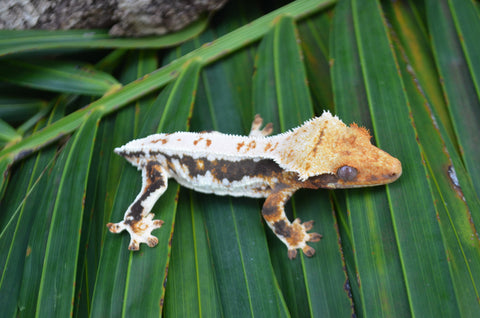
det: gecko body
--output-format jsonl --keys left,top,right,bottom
{"left": 108, "top": 112, "right": 401, "bottom": 258}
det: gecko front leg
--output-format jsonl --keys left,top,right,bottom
{"left": 262, "top": 184, "right": 322, "bottom": 259}
{"left": 107, "top": 161, "right": 168, "bottom": 250}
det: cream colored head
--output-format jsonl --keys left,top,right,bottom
{"left": 273, "top": 112, "right": 402, "bottom": 188}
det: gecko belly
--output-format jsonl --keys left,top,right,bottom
{"left": 172, "top": 172, "right": 273, "bottom": 198}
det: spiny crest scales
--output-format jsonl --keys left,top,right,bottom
{"left": 273, "top": 111, "right": 370, "bottom": 180}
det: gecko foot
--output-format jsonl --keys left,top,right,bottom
{"left": 249, "top": 114, "right": 273, "bottom": 137}
{"left": 285, "top": 219, "right": 323, "bottom": 259}
{"left": 107, "top": 213, "right": 164, "bottom": 251}
{"left": 287, "top": 243, "right": 320, "bottom": 259}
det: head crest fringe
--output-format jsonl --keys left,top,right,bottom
{"left": 272, "top": 111, "right": 355, "bottom": 180}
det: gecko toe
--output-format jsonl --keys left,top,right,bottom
{"left": 302, "top": 245, "right": 316, "bottom": 257}
{"left": 107, "top": 222, "right": 123, "bottom": 233}
{"left": 145, "top": 213, "right": 154, "bottom": 220}
{"left": 308, "top": 232, "right": 323, "bottom": 242}
{"left": 262, "top": 123, "right": 273, "bottom": 136}
{"left": 288, "top": 249, "right": 298, "bottom": 259}
{"left": 109, "top": 215, "right": 164, "bottom": 251}
{"left": 128, "top": 240, "right": 140, "bottom": 251}
{"left": 153, "top": 220, "right": 164, "bottom": 229}
{"left": 147, "top": 236, "right": 159, "bottom": 247}
{"left": 303, "top": 220, "right": 314, "bottom": 231}
{"left": 253, "top": 114, "right": 262, "bottom": 126}
{"left": 249, "top": 114, "right": 274, "bottom": 137}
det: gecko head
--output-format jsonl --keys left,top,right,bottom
{"left": 307, "top": 122, "right": 402, "bottom": 189}
{"left": 275, "top": 112, "right": 401, "bottom": 188}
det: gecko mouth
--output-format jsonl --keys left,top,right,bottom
{"left": 385, "top": 170, "right": 402, "bottom": 182}
{"left": 307, "top": 162, "right": 402, "bottom": 189}
{"left": 356, "top": 160, "right": 402, "bottom": 187}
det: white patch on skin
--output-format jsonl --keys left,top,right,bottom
{"left": 171, "top": 159, "right": 188, "bottom": 179}
{"left": 168, "top": 168, "right": 270, "bottom": 198}
{"left": 192, "top": 170, "right": 215, "bottom": 187}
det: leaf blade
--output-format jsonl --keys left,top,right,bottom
{"left": 0, "top": 60, "right": 120, "bottom": 95}
{"left": 349, "top": 0, "right": 459, "bottom": 315}
{"left": 427, "top": 0, "right": 480, "bottom": 195}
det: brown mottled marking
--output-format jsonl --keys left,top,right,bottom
{"left": 261, "top": 186, "right": 290, "bottom": 219}
{"left": 107, "top": 160, "right": 167, "bottom": 250}
{"left": 128, "top": 161, "right": 165, "bottom": 221}
{"left": 206, "top": 139, "right": 212, "bottom": 147}
{"left": 152, "top": 139, "right": 168, "bottom": 144}
{"left": 163, "top": 154, "right": 284, "bottom": 183}
{"left": 220, "top": 165, "right": 228, "bottom": 174}
{"left": 193, "top": 138, "right": 203, "bottom": 146}
{"left": 310, "top": 130, "right": 325, "bottom": 157}
{"left": 117, "top": 150, "right": 145, "bottom": 158}
{"left": 304, "top": 174, "right": 339, "bottom": 188}
{"left": 237, "top": 141, "right": 245, "bottom": 151}
{"left": 273, "top": 220, "right": 292, "bottom": 238}
{"left": 261, "top": 184, "right": 322, "bottom": 259}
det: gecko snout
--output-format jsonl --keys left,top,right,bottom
{"left": 384, "top": 157, "right": 402, "bottom": 183}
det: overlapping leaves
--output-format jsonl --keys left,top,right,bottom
{"left": 1, "top": 0, "right": 479, "bottom": 316}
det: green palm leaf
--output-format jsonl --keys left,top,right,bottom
{"left": 1, "top": 0, "right": 479, "bottom": 316}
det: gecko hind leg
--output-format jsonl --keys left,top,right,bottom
{"left": 107, "top": 161, "right": 168, "bottom": 250}
{"left": 249, "top": 114, "right": 273, "bottom": 137}
{"left": 262, "top": 186, "right": 322, "bottom": 259}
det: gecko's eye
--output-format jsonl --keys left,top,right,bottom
{"left": 337, "top": 165, "right": 358, "bottom": 181}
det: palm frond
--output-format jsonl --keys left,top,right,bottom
{"left": 1, "top": 0, "right": 479, "bottom": 316}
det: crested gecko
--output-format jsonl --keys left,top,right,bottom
{"left": 107, "top": 111, "right": 402, "bottom": 259}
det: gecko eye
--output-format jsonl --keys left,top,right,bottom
{"left": 337, "top": 165, "right": 358, "bottom": 181}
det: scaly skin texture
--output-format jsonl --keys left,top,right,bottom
{"left": 107, "top": 112, "right": 402, "bottom": 258}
